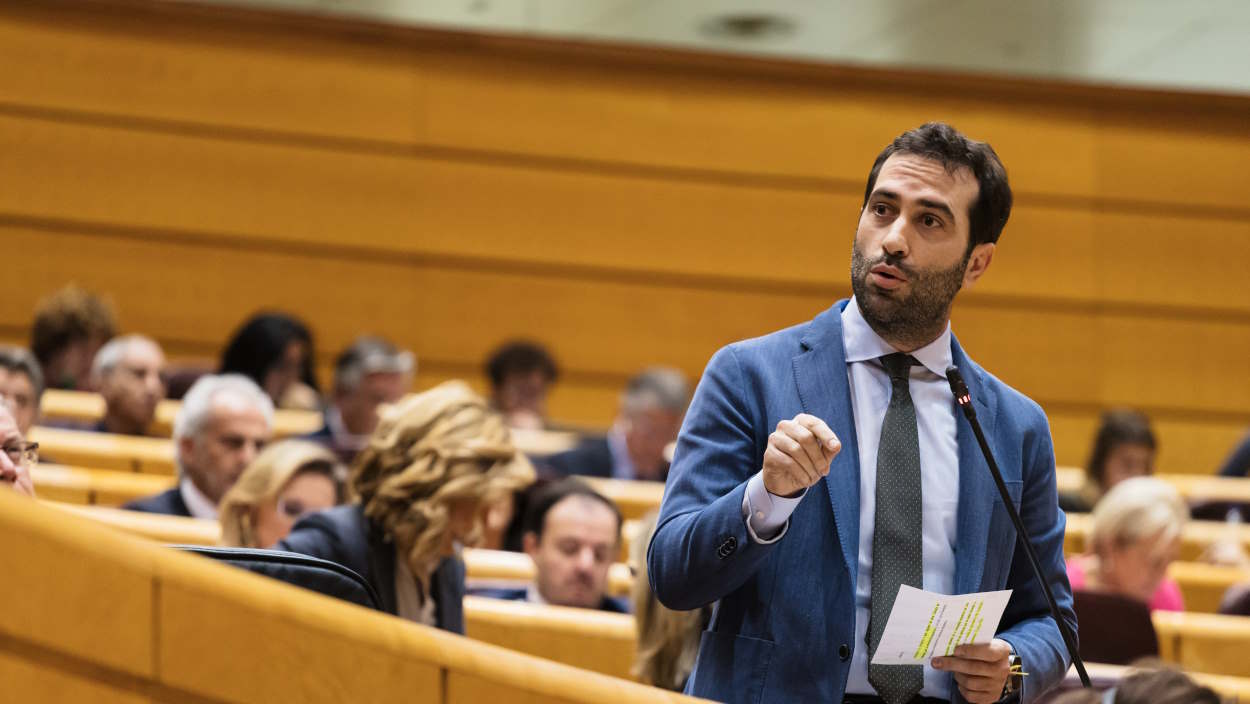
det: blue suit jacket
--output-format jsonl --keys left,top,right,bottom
{"left": 648, "top": 301, "right": 1075, "bottom": 703}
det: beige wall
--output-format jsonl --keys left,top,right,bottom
{"left": 3, "top": 1, "right": 1249, "bottom": 473}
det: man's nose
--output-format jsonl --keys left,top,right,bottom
{"left": 880, "top": 217, "right": 910, "bottom": 257}
{"left": 576, "top": 548, "right": 597, "bottom": 571}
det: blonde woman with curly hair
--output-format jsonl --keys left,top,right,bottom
{"left": 218, "top": 439, "right": 346, "bottom": 548}
{"left": 629, "top": 510, "right": 709, "bottom": 691}
{"left": 279, "top": 381, "right": 534, "bottom": 632}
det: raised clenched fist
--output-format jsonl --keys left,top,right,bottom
{"left": 762, "top": 413, "right": 841, "bottom": 497}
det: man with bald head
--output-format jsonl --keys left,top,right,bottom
{"left": 124, "top": 374, "right": 273, "bottom": 518}
{"left": 91, "top": 334, "right": 167, "bottom": 436}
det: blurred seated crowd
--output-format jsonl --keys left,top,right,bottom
{"left": 5, "top": 284, "right": 1250, "bottom": 695}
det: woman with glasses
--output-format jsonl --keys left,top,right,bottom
{"left": 218, "top": 439, "right": 345, "bottom": 548}
{"left": 0, "top": 404, "right": 36, "bottom": 497}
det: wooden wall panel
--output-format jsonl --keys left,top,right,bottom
{"left": 3, "top": 0, "right": 1249, "bottom": 480}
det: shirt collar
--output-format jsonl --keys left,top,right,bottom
{"left": 606, "top": 424, "right": 636, "bottom": 481}
{"left": 179, "top": 476, "right": 219, "bottom": 520}
{"left": 841, "top": 296, "right": 953, "bottom": 378}
{"left": 525, "top": 583, "right": 549, "bottom": 606}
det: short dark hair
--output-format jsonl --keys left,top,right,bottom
{"left": 485, "top": 340, "right": 558, "bottom": 390}
{"left": 1086, "top": 409, "right": 1157, "bottom": 487}
{"left": 521, "top": 477, "right": 622, "bottom": 543}
{"left": 863, "top": 122, "right": 1013, "bottom": 251}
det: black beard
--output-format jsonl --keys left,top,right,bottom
{"left": 849, "top": 244, "right": 968, "bottom": 350}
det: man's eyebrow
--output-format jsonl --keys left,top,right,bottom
{"left": 918, "top": 198, "right": 957, "bottom": 223}
{"left": 869, "top": 189, "right": 900, "bottom": 202}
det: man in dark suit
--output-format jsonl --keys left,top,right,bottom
{"left": 125, "top": 374, "right": 272, "bottom": 518}
{"left": 543, "top": 367, "right": 689, "bottom": 482}
{"left": 478, "top": 478, "right": 628, "bottom": 613}
{"left": 649, "top": 123, "right": 1074, "bottom": 703}
{"left": 305, "top": 336, "right": 413, "bottom": 464}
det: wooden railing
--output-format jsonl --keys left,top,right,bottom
{"left": 0, "top": 490, "right": 701, "bottom": 703}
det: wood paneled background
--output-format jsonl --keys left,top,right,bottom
{"left": 3, "top": 1, "right": 1248, "bottom": 473}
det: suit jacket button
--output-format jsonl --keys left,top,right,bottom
{"left": 838, "top": 644, "right": 850, "bottom": 661}
{"left": 716, "top": 536, "right": 737, "bottom": 559}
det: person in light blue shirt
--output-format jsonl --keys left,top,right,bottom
{"left": 648, "top": 122, "right": 1074, "bottom": 704}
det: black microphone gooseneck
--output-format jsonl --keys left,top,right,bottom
{"left": 945, "top": 365, "right": 1091, "bottom": 689}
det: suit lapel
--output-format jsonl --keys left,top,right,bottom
{"left": 366, "top": 522, "right": 399, "bottom": 615}
{"left": 793, "top": 302, "right": 861, "bottom": 580}
{"left": 951, "top": 339, "right": 999, "bottom": 595}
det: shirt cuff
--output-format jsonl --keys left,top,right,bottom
{"left": 740, "top": 471, "right": 806, "bottom": 544}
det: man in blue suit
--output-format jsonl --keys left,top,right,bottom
{"left": 648, "top": 123, "right": 1074, "bottom": 704}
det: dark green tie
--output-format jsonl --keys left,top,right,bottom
{"left": 868, "top": 353, "right": 925, "bottom": 704}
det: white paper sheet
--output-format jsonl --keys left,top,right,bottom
{"left": 869, "top": 585, "right": 1013, "bottom": 665}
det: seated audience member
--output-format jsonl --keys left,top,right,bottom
{"left": 220, "top": 312, "right": 320, "bottom": 410}
{"left": 1066, "top": 476, "right": 1187, "bottom": 611}
{"left": 30, "top": 285, "right": 117, "bottom": 391}
{"left": 219, "top": 439, "right": 346, "bottom": 548}
{"left": 0, "top": 405, "right": 36, "bottom": 498}
{"left": 543, "top": 367, "right": 689, "bottom": 482}
{"left": 124, "top": 374, "right": 273, "bottom": 518}
{"left": 0, "top": 346, "right": 44, "bottom": 436}
{"left": 485, "top": 340, "right": 558, "bottom": 430}
{"left": 1217, "top": 431, "right": 1250, "bottom": 477}
{"left": 90, "top": 334, "right": 167, "bottom": 436}
{"left": 308, "top": 336, "right": 413, "bottom": 463}
{"left": 480, "top": 478, "right": 628, "bottom": 612}
{"left": 279, "top": 381, "right": 534, "bottom": 632}
{"left": 1049, "top": 662, "right": 1223, "bottom": 704}
{"left": 1059, "top": 409, "right": 1156, "bottom": 513}
{"left": 629, "top": 510, "right": 709, "bottom": 691}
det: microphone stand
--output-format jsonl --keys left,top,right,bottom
{"left": 946, "top": 365, "right": 1091, "bottom": 689}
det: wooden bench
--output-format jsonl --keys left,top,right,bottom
{"left": 29, "top": 425, "right": 176, "bottom": 474}
{"left": 1, "top": 489, "right": 699, "bottom": 703}
{"left": 464, "top": 595, "right": 637, "bottom": 681}
{"left": 39, "top": 388, "right": 324, "bottom": 439}
{"left": 1065, "top": 513, "right": 1250, "bottom": 563}
{"left": 1169, "top": 561, "right": 1250, "bottom": 614}
{"left": 581, "top": 477, "right": 664, "bottom": 521}
{"left": 49, "top": 504, "right": 639, "bottom": 600}
{"left": 29, "top": 424, "right": 582, "bottom": 477}
{"left": 30, "top": 463, "right": 173, "bottom": 505}
{"left": 1056, "top": 467, "right": 1250, "bottom": 508}
{"left": 1155, "top": 610, "right": 1250, "bottom": 679}
{"left": 1059, "top": 662, "right": 1250, "bottom": 701}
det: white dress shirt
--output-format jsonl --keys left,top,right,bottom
{"left": 179, "top": 477, "right": 220, "bottom": 521}
{"left": 742, "top": 297, "right": 960, "bottom": 699}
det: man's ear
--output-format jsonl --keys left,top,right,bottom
{"left": 522, "top": 532, "right": 539, "bottom": 557}
{"left": 962, "top": 242, "right": 996, "bottom": 288}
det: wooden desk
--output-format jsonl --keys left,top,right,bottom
{"left": 2, "top": 490, "right": 700, "bottom": 703}
{"left": 581, "top": 477, "right": 664, "bottom": 521}
{"left": 40, "top": 388, "right": 323, "bottom": 438}
{"left": 464, "top": 548, "right": 634, "bottom": 597}
{"left": 1154, "top": 609, "right": 1250, "bottom": 678}
{"left": 29, "top": 426, "right": 176, "bottom": 474}
{"left": 45, "top": 502, "right": 221, "bottom": 545}
{"left": 1056, "top": 467, "right": 1250, "bottom": 507}
{"left": 30, "top": 463, "right": 173, "bottom": 506}
{"left": 1169, "top": 561, "right": 1250, "bottom": 614}
{"left": 1065, "top": 513, "right": 1250, "bottom": 563}
{"left": 464, "top": 595, "right": 637, "bottom": 681}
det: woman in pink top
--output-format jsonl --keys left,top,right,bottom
{"left": 1065, "top": 476, "right": 1188, "bottom": 612}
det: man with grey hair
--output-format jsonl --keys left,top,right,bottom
{"left": 124, "top": 374, "right": 273, "bottom": 518}
{"left": 90, "top": 334, "right": 167, "bottom": 436}
{"left": 306, "top": 336, "right": 414, "bottom": 463}
{"left": 544, "top": 367, "right": 690, "bottom": 482}
{"left": 0, "top": 346, "right": 44, "bottom": 436}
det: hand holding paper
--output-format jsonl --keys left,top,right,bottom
{"left": 869, "top": 585, "right": 1012, "bottom": 666}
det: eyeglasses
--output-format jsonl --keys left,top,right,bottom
{"left": 3, "top": 441, "right": 38, "bottom": 468}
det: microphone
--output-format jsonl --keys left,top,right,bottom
{"left": 946, "top": 365, "right": 1091, "bottom": 689}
